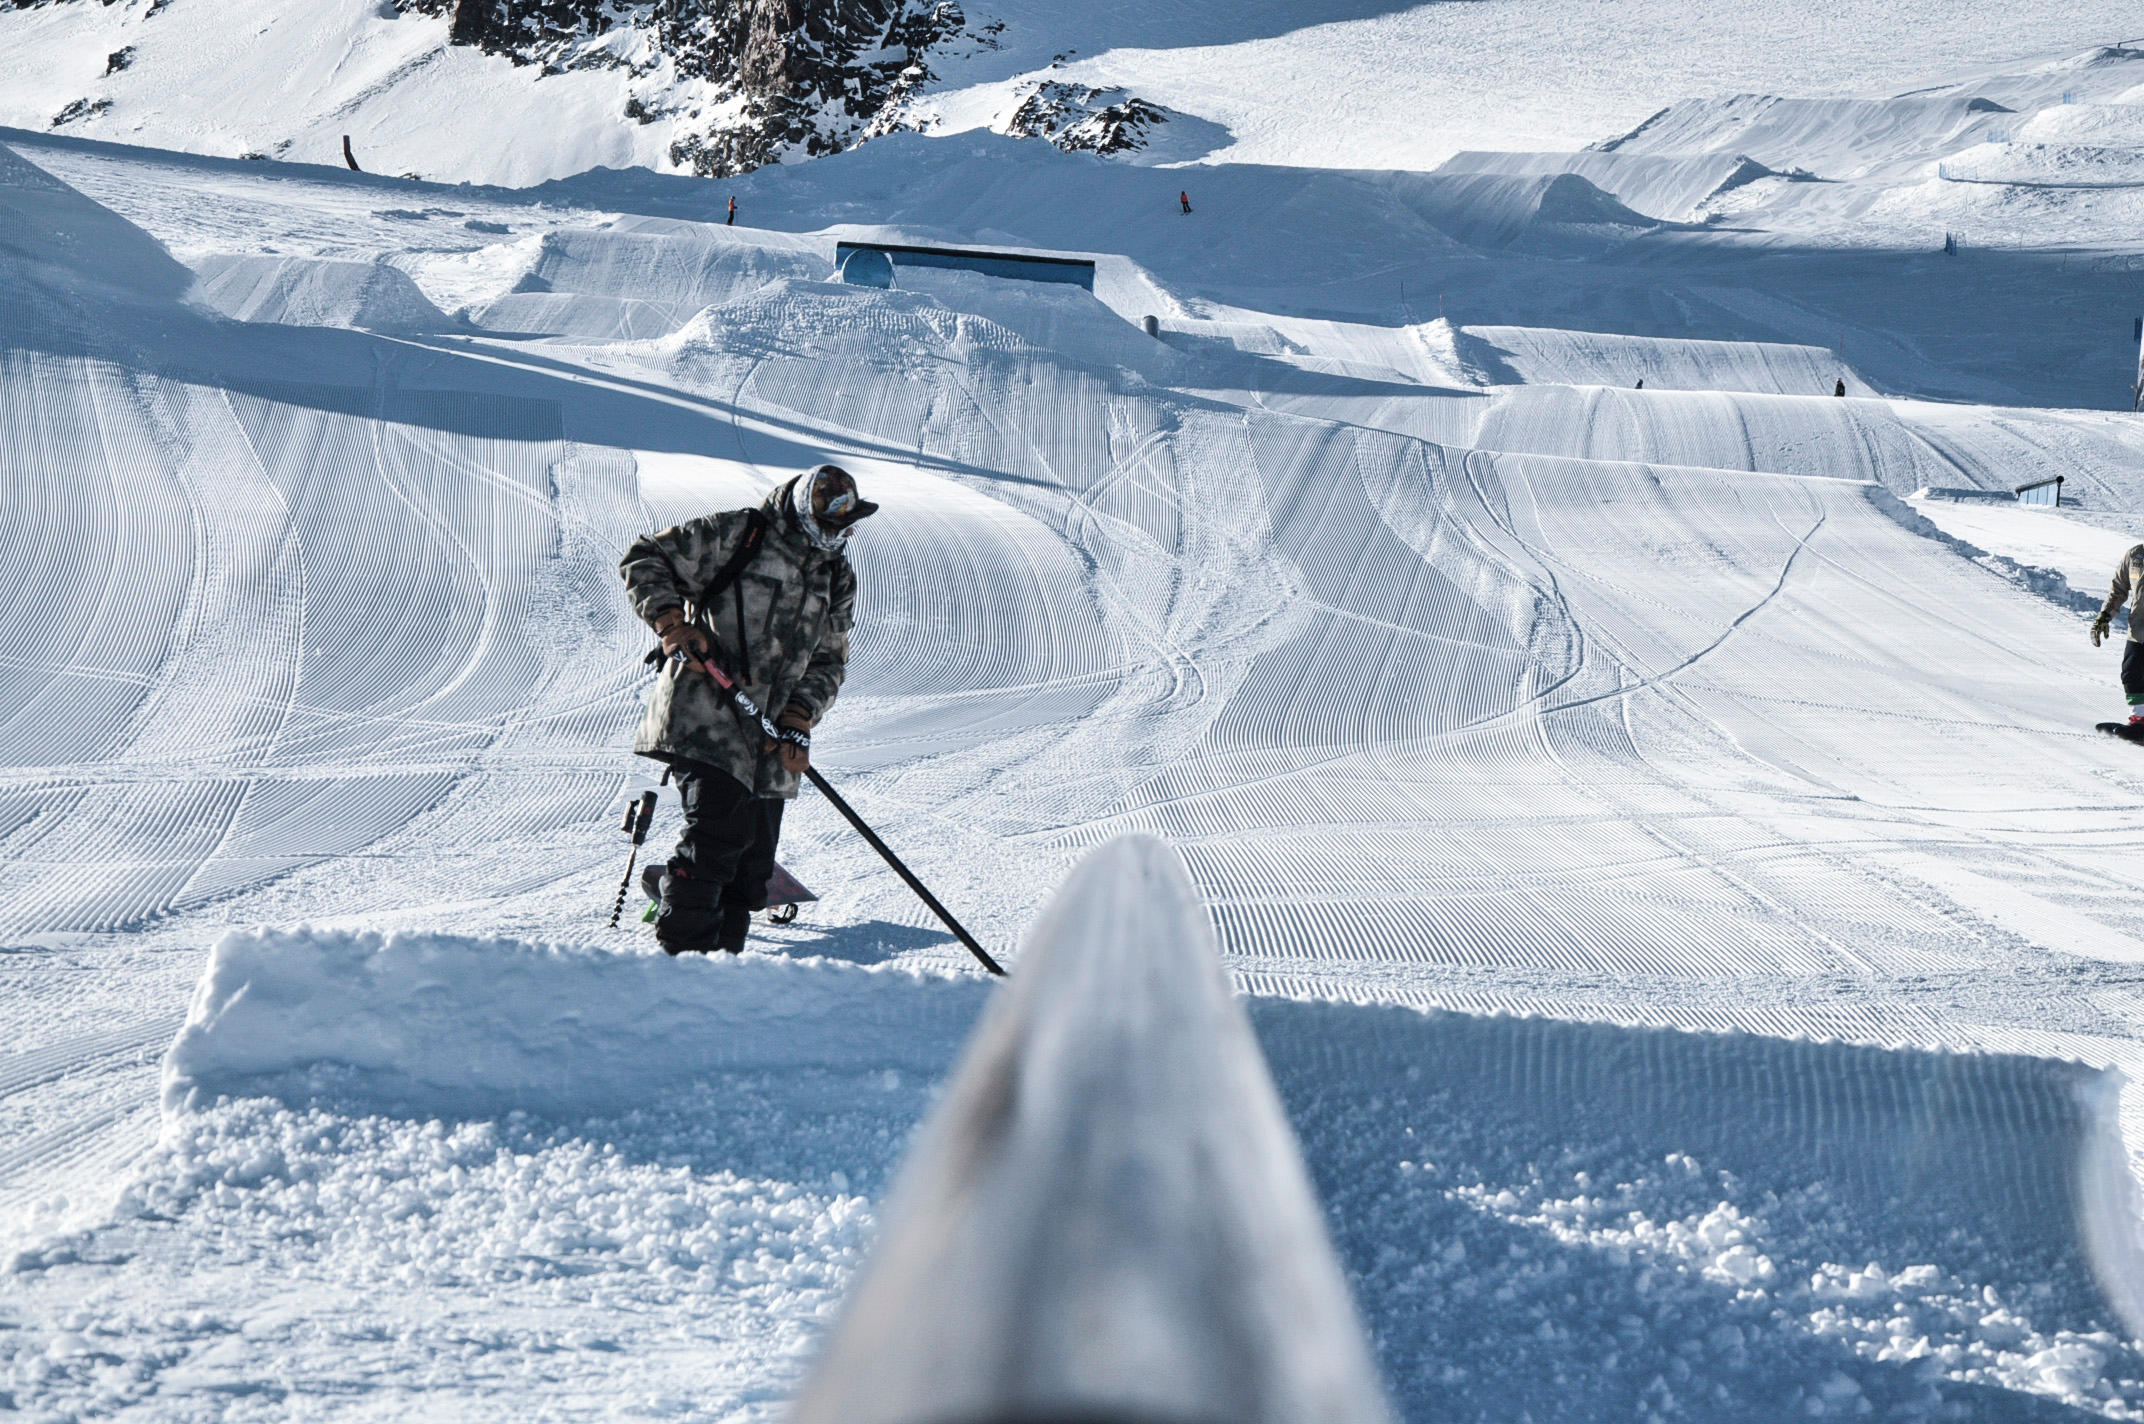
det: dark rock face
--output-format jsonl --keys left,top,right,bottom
{"left": 662, "top": 0, "right": 969, "bottom": 175}
{"left": 400, "top": 0, "right": 970, "bottom": 176}
{"left": 52, "top": 96, "right": 113, "bottom": 127}
{"left": 1005, "top": 81, "right": 1168, "bottom": 156}
{"left": 25, "top": 0, "right": 1163, "bottom": 177}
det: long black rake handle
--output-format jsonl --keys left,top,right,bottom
{"left": 803, "top": 766, "right": 1005, "bottom": 977}
{"left": 671, "top": 645, "right": 1006, "bottom": 976}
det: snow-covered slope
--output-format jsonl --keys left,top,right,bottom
{"left": 4, "top": 0, "right": 2143, "bottom": 184}
{"left": 9, "top": 21, "right": 2144, "bottom": 1424}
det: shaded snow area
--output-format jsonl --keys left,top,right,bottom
{"left": 9, "top": 12, "right": 2144, "bottom": 1423}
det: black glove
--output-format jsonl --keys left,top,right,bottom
{"left": 769, "top": 705, "right": 815, "bottom": 774}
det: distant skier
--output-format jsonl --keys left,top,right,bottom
{"left": 1634, "top": 378, "right": 1644, "bottom": 389}
{"left": 1833, "top": 378, "right": 1846, "bottom": 397}
{"left": 619, "top": 465, "right": 875, "bottom": 955}
{"left": 2092, "top": 544, "right": 2144, "bottom": 729}
{"left": 727, "top": 195, "right": 737, "bottom": 226}
{"left": 1179, "top": 190, "right": 1192, "bottom": 214}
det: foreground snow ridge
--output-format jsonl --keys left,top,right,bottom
{"left": 795, "top": 834, "right": 1392, "bottom": 1424}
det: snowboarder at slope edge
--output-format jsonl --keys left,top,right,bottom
{"left": 619, "top": 465, "right": 876, "bottom": 955}
{"left": 2091, "top": 542, "right": 2144, "bottom": 727}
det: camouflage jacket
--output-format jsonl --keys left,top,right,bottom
{"left": 2103, "top": 544, "right": 2144, "bottom": 645}
{"left": 620, "top": 482, "right": 857, "bottom": 798}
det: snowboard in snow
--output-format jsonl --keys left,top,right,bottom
{"left": 2096, "top": 721, "right": 2144, "bottom": 744}
{"left": 641, "top": 862, "right": 818, "bottom": 923}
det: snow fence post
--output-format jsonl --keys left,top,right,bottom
{"left": 789, "top": 834, "right": 1394, "bottom": 1424}
{"left": 2133, "top": 317, "right": 2144, "bottom": 412}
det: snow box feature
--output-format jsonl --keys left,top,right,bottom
{"left": 837, "top": 246, "right": 895, "bottom": 289}
{"left": 792, "top": 834, "right": 1393, "bottom": 1424}
{"left": 831, "top": 241, "right": 1097, "bottom": 291}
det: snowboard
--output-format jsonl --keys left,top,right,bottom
{"left": 641, "top": 862, "right": 819, "bottom": 924}
{"left": 2096, "top": 721, "right": 2144, "bottom": 744}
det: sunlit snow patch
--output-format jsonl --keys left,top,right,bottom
{"left": 1906, "top": 493, "right": 2132, "bottom": 621}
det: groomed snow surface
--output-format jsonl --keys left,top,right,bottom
{"left": 9, "top": 16, "right": 2144, "bottom": 1424}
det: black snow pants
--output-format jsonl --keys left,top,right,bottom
{"left": 657, "top": 760, "right": 784, "bottom": 955}
{"left": 2124, "top": 640, "right": 2144, "bottom": 708}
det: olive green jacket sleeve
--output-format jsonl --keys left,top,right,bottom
{"left": 2101, "top": 545, "right": 2144, "bottom": 641}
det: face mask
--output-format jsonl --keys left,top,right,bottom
{"left": 794, "top": 468, "right": 851, "bottom": 552}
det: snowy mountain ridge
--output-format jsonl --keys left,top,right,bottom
{"left": 405, "top": 0, "right": 975, "bottom": 174}
{"left": 6, "top": 0, "right": 2144, "bottom": 185}
{"left": 0, "top": 0, "right": 1104, "bottom": 182}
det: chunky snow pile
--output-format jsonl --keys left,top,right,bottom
{"left": 163, "top": 927, "right": 988, "bottom": 1118}
{"left": 16, "top": 909, "right": 2144, "bottom": 1420}
{"left": 1258, "top": 998, "right": 2144, "bottom": 1420}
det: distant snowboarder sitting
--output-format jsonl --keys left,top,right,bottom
{"left": 619, "top": 465, "right": 875, "bottom": 955}
{"left": 2092, "top": 543, "right": 2144, "bottom": 729}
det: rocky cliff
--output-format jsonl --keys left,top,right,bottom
{"left": 400, "top": 0, "right": 972, "bottom": 175}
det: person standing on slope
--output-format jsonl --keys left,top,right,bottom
{"left": 2092, "top": 542, "right": 2144, "bottom": 727}
{"left": 620, "top": 465, "right": 875, "bottom": 955}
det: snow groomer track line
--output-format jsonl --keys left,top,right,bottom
{"left": 6, "top": 4, "right": 2144, "bottom": 1419}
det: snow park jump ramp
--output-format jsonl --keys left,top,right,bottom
{"left": 10, "top": 28, "right": 2144, "bottom": 1421}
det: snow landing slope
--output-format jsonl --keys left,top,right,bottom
{"left": 8, "top": 32, "right": 2144, "bottom": 1424}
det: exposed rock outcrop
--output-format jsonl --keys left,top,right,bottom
{"left": 401, "top": 0, "right": 970, "bottom": 175}
{"left": 1004, "top": 80, "right": 1168, "bottom": 156}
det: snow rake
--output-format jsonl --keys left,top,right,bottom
{"left": 669, "top": 647, "right": 1006, "bottom": 976}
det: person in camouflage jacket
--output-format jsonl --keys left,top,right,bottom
{"left": 620, "top": 464, "right": 874, "bottom": 955}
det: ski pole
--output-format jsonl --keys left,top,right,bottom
{"left": 608, "top": 789, "right": 658, "bottom": 928}
{"left": 801, "top": 765, "right": 1004, "bottom": 976}
{"left": 664, "top": 645, "right": 1005, "bottom": 975}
